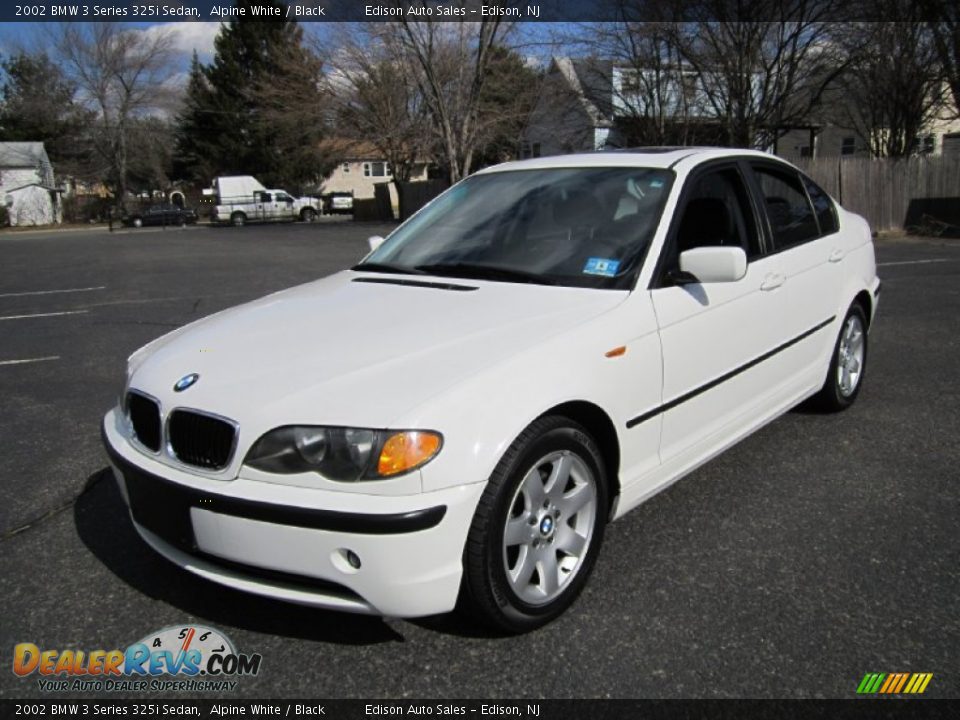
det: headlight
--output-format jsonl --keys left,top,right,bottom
{"left": 244, "top": 426, "right": 442, "bottom": 481}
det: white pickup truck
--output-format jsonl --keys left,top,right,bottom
{"left": 205, "top": 176, "right": 322, "bottom": 226}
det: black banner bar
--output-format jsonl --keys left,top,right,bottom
{"left": 0, "top": 1, "right": 951, "bottom": 23}
{"left": 1, "top": 699, "right": 959, "bottom": 720}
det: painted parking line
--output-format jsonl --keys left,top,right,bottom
{"left": 0, "top": 310, "right": 88, "bottom": 321}
{"left": 0, "top": 285, "right": 105, "bottom": 299}
{"left": 877, "top": 258, "right": 951, "bottom": 267}
{"left": 0, "top": 356, "right": 60, "bottom": 367}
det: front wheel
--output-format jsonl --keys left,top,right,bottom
{"left": 459, "top": 416, "right": 608, "bottom": 633}
{"left": 813, "top": 303, "right": 868, "bottom": 411}
{"left": 131, "top": 217, "right": 143, "bottom": 228}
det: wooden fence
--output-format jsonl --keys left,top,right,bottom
{"left": 398, "top": 179, "right": 449, "bottom": 221}
{"left": 793, "top": 156, "right": 960, "bottom": 232}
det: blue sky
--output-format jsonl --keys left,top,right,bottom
{"left": 1, "top": 22, "right": 230, "bottom": 67}
{"left": 0, "top": 20, "right": 573, "bottom": 74}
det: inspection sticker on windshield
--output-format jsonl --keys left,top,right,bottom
{"left": 583, "top": 258, "right": 620, "bottom": 276}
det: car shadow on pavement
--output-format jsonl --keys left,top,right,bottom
{"left": 407, "top": 613, "right": 511, "bottom": 640}
{"left": 74, "top": 468, "right": 405, "bottom": 646}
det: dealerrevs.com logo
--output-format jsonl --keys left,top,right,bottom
{"left": 12, "top": 625, "right": 262, "bottom": 692}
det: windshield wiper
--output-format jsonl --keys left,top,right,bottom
{"left": 415, "top": 262, "right": 556, "bottom": 286}
{"left": 351, "top": 262, "right": 426, "bottom": 276}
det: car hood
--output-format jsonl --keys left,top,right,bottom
{"left": 129, "top": 271, "right": 627, "bottom": 430}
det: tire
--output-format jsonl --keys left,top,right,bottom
{"left": 813, "top": 302, "right": 868, "bottom": 411}
{"left": 459, "top": 415, "right": 609, "bottom": 633}
{"left": 131, "top": 217, "right": 143, "bottom": 228}
{"left": 300, "top": 207, "right": 317, "bottom": 223}
{"left": 231, "top": 212, "right": 246, "bottom": 227}
{"left": 178, "top": 216, "right": 187, "bottom": 228}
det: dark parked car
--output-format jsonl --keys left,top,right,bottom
{"left": 123, "top": 204, "right": 198, "bottom": 228}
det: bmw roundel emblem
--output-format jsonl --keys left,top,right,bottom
{"left": 173, "top": 373, "right": 200, "bottom": 392}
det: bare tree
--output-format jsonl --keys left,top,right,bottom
{"left": 327, "top": 24, "right": 432, "bottom": 190}
{"left": 576, "top": 20, "right": 701, "bottom": 147}
{"left": 396, "top": 11, "right": 514, "bottom": 181}
{"left": 922, "top": 0, "right": 960, "bottom": 118}
{"left": 665, "top": 1, "right": 848, "bottom": 148}
{"left": 55, "top": 23, "right": 175, "bottom": 208}
{"left": 836, "top": 11, "right": 946, "bottom": 157}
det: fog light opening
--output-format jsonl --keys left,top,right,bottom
{"left": 332, "top": 548, "right": 362, "bottom": 574}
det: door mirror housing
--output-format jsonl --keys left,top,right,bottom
{"left": 368, "top": 235, "right": 386, "bottom": 252}
{"left": 678, "top": 246, "right": 747, "bottom": 283}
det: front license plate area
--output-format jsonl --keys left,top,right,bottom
{"left": 122, "top": 463, "right": 199, "bottom": 552}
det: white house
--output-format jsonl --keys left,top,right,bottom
{"left": 0, "top": 142, "right": 62, "bottom": 226}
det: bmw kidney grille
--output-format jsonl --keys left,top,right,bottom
{"left": 125, "top": 392, "right": 236, "bottom": 470}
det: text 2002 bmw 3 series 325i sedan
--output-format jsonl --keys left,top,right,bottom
{"left": 103, "top": 148, "right": 880, "bottom": 632}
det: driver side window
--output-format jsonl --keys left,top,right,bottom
{"left": 664, "top": 166, "right": 760, "bottom": 276}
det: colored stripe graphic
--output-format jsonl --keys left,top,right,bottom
{"left": 879, "top": 674, "right": 896, "bottom": 693}
{"left": 857, "top": 672, "right": 932, "bottom": 694}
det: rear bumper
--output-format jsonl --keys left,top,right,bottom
{"left": 102, "top": 410, "right": 484, "bottom": 617}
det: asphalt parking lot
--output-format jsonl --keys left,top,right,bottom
{"left": 1, "top": 221, "right": 958, "bottom": 699}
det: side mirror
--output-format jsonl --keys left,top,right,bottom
{"left": 367, "top": 235, "right": 386, "bottom": 252}
{"left": 678, "top": 246, "right": 747, "bottom": 283}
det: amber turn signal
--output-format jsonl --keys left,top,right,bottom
{"left": 377, "top": 431, "right": 442, "bottom": 476}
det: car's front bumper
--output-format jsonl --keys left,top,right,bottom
{"left": 102, "top": 409, "right": 484, "bottom": 617}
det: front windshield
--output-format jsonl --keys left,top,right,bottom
{"left": 361, "top": 167, "right": 674, "bottom": 289}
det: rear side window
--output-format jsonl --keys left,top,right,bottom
{"left": 801, "top": 175, "right": 839, "bottom": 236}
{"left": 751, "top": 165, "right": 819, "bottom": 248}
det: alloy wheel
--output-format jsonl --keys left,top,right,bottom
{"left": 501, "top": 450, "right": 598, "bottom": 606}
{"left": 837, "top": 314, "right": 865, "bottom": 397}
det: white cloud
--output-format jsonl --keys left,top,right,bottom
{"left": 141, "top": 22, "right": 222, "bottom": 59}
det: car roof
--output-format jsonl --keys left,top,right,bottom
{"left": 474, "top": 147, "right": 785, "bottom": 174}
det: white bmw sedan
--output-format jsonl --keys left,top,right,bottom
{"left": 103, "top": 148, "right": 880, "bottom": 632}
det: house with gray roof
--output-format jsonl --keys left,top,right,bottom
{"left": 0, "top": 142, "right": 62, "bottom": 226}
{"left": 520, "top": 58, "right": 616, "bottom": 159}
{"left": 520, "top": 56, "right": 719, "bottom": 158}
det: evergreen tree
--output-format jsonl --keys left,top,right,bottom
{"left": 0, "top": 51, "right": 94, "bottom": 177}
{"left": 473, "top": 46, "right": 541, "bottom": 168}
{"left": 172, "top": 52, "right": 219, "bottom": 183}
{"left": 175, "top": 0, "right": 329, "bottom": 190}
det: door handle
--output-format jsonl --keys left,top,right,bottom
{"left": 760, "top": 273, "right": 785, "bottom": 291}
{"left": 828, "top": 249, "right": 845, "bottom": 263}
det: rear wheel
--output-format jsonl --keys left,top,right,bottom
{"left": 460, "top": 416, "right": 608, "bottom": 633}
{"left": 131, "top": 217, "right": 143, "bottom": 228}
{"left": 300, "top": 207, "right": 317, "bottom": 223}
{"left": 814, "top": 303, "right": 868, "bottom": 411}
{"left": 231, "top": 211, "right": 246, "bottom": 227}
